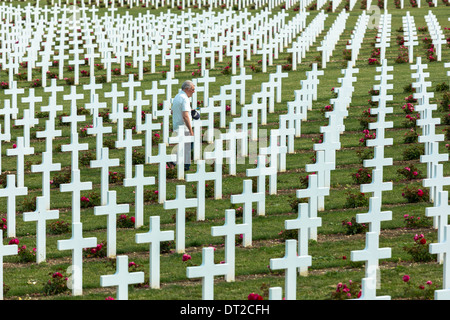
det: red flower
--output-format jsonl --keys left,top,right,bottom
{"left": 248, "top": 293, "right": 263, "bottom": 300}
{"left": 420, "top": 238, "right": 427, "bottom": 245}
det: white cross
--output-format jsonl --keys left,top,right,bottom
{"left": 21, "top": 88, "right": 42, "bottom": 120}
{"left": 360, "top": 168, "right": 392, "bottom": 202}
{"left": 116, "top": 129, "right": 142, "bottom": 180}
{"left": 137, "top": 113, "right": 161, "bottom": 163}
{"left": 100, "top": 255, "right": 144, "bottom": 300}
{"left": 430, "top": 224, "right": 450, "bottom": 299}
{"left": 23, "top": 196, "right": 59, "bottom": 263}
{"left": 423, "top": 164, "right": 450, "bottom": 202}
{"left": 351, "top": 232, "right": 391, "bottom": 297}
{"left": 123, "top": 164, "right": 155, "bottom": 228}
{"left": 155, "top": 100, "right": 172, "bottom": 145}
{"left": 122, "top": 74, "right": 141, "bottom": 112}
{"left": 102, "top": 49, "right": 117, "bottom": 83}
{"left": 31, "top": 149, "right": 62, "bottom": 209}
{"left": 200, "top": 98, "right": 221, "bottom": 144}
{"left": 0, "top": 230, "right": 17, "bottom": 300}
{"left": 83, "top": 78, "right": 103, "bottom": 112}
{"left": 163, "top": 184, "right": 197, "bottom": 253}
{"left": 285, "top": 202, "right": 321, "bottom": 275}
{"left": 60, "top": 169, "right": 93, "bottom": 224}
{"left": 204, "top": 138, "right": 225, "bottom": 199}
{"left": 94, "top": 191, "right": 129, "bottom": 258}
{"left": 90, "top": 146, "right": 120, "bottom": 206}
{"left": 61, "top": 131, "right": 89, "bottom": 173}
{"left": 0, "top": 100, "right": 17, "bottom": 141}
{"left": 149, "top": 143, "right": 176, "bottom": 203}
{"left": 88, "top": 115, "right": 113, "bottom": 160}
{"left": 270, "top": 65, "right": 289, "bottom": 103}
{"left": 145, "top": 80, "right": 165, "bottom": 120}
{"left": 132, "top": 91, "right": 149, "bottom": 133}
{"left": 0, "top": 174, "right": 27, "bottom": 238}
{"left": 105, "top": 82, "right": 126, "bottom": 119}
{"left": 260, "top": 129, "right": 287, "bottom": 177}
{"left": 169, "top": 125, "right": 195, "bottom": 180}
{"left": 135, "top": 216, "right": 174, "bottom": 289}
{"left": 14, "top": 109, "right": 38, "bottom": 149}
{"left": 212, "top": 209, "right": 250, "bottom": 282}
{"left": 57, "top": 222, "right": 97, "bottom": 296}
{"left": 197, "top": 69, "right": 216, "bottom": 107}
{"left": 148, "top": 43, "right": 161, "bottom": 74}
{"left": 166, "top": 45, "right": 181, "bottom": 75}
{"left": 85, "top": 93, "right": 107, "bottom": 124}
{"left": 270, "top": 239, "right": 312, "bottom": 300}
{"left": 186, "top": 160, "right": 218, "bottom": 221}
{"left": 354, "top": 277, "right": 390, "bottom": 300}
{"left": 230, "top": 179, "right": 264, "bottom": 244}
{"left": 42, "top": 79, "right": 64, "bottom": 119}
{"left": 305, "top": 150, "right": 334, "bottom": 211}
{"left": 426, "top": 191, "right": 450, "bottom": 263}
{"left": 186, "top": 246, "right": 229, "bottom": 300}
{"left": 4, "top": 81, "right": 22, "bottom": 120}
{"left": 246, "top": 154, "right": 276, "bottom": 198}
{"left": 160, "top": 71, "right": 178, "bottom": 102}
{"left": 5, "top": 136, "right": 34, "bottom": 188}
{"left": 296, "top": 173, "right": 329, "bottom": 240}
{"left": 232, "top": 67, "right": 252, "bottom": 106}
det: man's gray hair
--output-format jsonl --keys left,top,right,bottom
{"left": 181, "top": 80, "right": 195, "bottom": 91}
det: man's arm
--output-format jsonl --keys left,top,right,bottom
{"left": 182, "top": 111, "right": 194, "bottom": 136}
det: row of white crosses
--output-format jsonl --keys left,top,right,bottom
{"left": 410, "top": 58, "right": 449, "bottom": 206}
{"left": 0, "top": 1, "right": 309, "bottom": 88}
{"left": 185, "top": 62, "right": 324, "bottom": 300}
{"left": 410, "top": 58, "right": 450, "bottom": 270}
{"left": 248, "top": 63, "right": 322, "bottom": 300}
{"left": 288, "top": 10, "right": 328, "bottom": 70}
{"left": 317, "top": 9, "right": 350, "bottom": 69}
{"left": 0, "top": 0, "right": 347, "bottom": 100}
{"left": 374, "top": 11, "right": 392, "bottom": 62}
{"left": 402, "top": 11, "right": 418, "bottom": 64}
{"left": 424, "top": 10, "right": 447, "bottom": 62}
{"left": 351, "top": 59, "right": 393, "bottom": 300}
{"left": 0, "top": 50, "right": 295, "bottom": 298}
{"left": 0, "top": 7, "right": 441, "bottom": 301}
{"left": 311, "top": 62, "right": 359, "bottom": 212}
{"left": 346, "top": 10, "right": 370, "bottom": 67}
{"left": 0, "top": 46, "right": 317, "bottom": 298}
{"left": 27, "top": 0, "right": 285, "bottom": 13}
{"left": 427, "top": 62, "right": 450, "bottom": 300}
{"left": 2, "top": 3, "right": 325, "bottom": 295}
{"left": 266, "top": 61, "right": 361, "bottom": 299}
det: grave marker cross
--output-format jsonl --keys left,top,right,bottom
{"left": 123, "top": 164, "right": 155, "bottom": 228}
{"left": 57, "top": 222, "right": 97, "bottom": 296}
{"left": 285, "top": 202, "right": 321, "bottom": 275}
{"left": 135, "top": 216, "right": 174, "bottom": 289}
{"left": 23, "top": 196, "right": 59, "bottom": 263}
{"left": 163, "top": 184, "right": 197, "bottom": 253}
{"left": 94, "top": 191, "right": 129, "bottom": 258}
{"left": 0, "top": 230, "right": 17, "bottom": 300}
{"left": 100, "top": 255, "right": 144, "bottom": 300}
{"left": 186, "top": 246, "right": 229, "bottom": 300}
{"left": 0, "top": 174, "right": 27, "bottom": 238}
{"left": 270, "top": 239, "right": 312, "bottom": 300}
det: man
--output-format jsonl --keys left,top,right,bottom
{"left": 169, "top": 80, "right": 195, "bottom": 170}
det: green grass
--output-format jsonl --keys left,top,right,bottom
{"left": 0, "top": 0, "right": 449, "bottom": 301}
